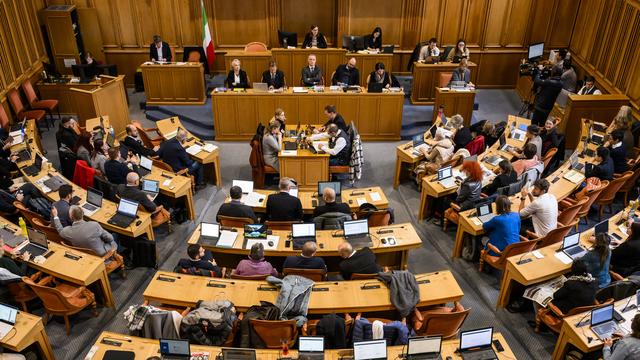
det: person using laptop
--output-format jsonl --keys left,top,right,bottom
{"left": 481, "top": 196, "right": 520, "bottom": 257}
{"left": 484, "top": 161, "right": 518, "bottom": 196}
{"left": 265, "top": 178, "right": 303, "bottom": 221}
{"left": 116, "top": 173, "right": 166, "bottom": 220}
{"left": 52, "top": 184, "right": 77, "bottom": 227}
{"left": 582, "top": 233, "right": 612, "bottom": 288}
{"left": 216, "top": 185, "right": 257, "bottom": 223}
{"left": 225, "top": 59, "right": 249, "bottom": 89}
{"left": 512, "top": 143, "right": 542, "bottom": 177}
{"left": 337, "top": 242, "right": 380, "bottom": 280}
{"left": 313, "top": 187, "right": 351, "bottom": 218}
{"left": 510, "top": 125, "right": 542, "bottom": 159}
{"left": 261, "top": 60, "right": 285, "bottom": 90}
{"left": 283, "top": 241, "right": 326, "bottom": 271}
{"left": 262, "top": 119, "right": 282, "bottom": 171}
{"left": 447, "top": 115, "right": 471, "bottom": 151}
{"left": 177, "top": 244, "right": 222, "bottom": 277}
{"left": 449, "top": 58, "right": 474, "bottom": 87}
{"left": 104, "top": 147, "right": 138, "bottom": 185}
{"left": 234, "top": 242, "right": 278, "bottom": 277}
{"left": 332, "top": 57, "right": 359, "bottom": 86}
{"left": 606, "top": 130, "right": 628, "bottom": 174}
{"left": 157, "top": 129, "right": 205, "bottom": 189}
{"left": 518, "top": 179, "right": 558, "bottom": 237}
{"left": 52, "top": 205, "right": 118, "bottom": 257}
{"left": 603, "top": 313, "right": 640, "bottom": 359}
{"left": 367, "top": 62, "right": 400, "bottom": 89}
{"left": 585, "top": 146, "right": 614, "bottom": 181}
{"left": 413, "top": 127, "right": 454, "bottom": 185}
{"left": 0, "top": 238, "right": 29, "bottom": 278}
{"left": 122, "top": 124, "right": 159, "bottom": 157}
{"left": 611, "top": 221, "right": 640, "bottom": 277}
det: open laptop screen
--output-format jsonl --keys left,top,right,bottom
{"left": 354, "top": 339, "right": 387, "bottom": 360}
{"left": 562, "top": 232, "right": 580, "bottom": 249}
{"left": 26, "top": 227, "right": 47, "bottom": 248}
{"left": 86, "top": 187, "right": 103, "bottom": 207}
{"left": 159, "top": 338, "right": 190, "bottom": 356}
{"left": 117, "top": 199, "right": 138, "bottom": 217}
{"left": 594, "top": 219, "right": 609, "bottom": 235}
{"left": 233, "top": 180, "right": 254, "bottom": 194}
{"left": 591, "top": 304, "right": 614, "bottom": 326}
{"left": 460, "top": 327, "right": 493, "bottom": 350}
{"left": 318, "top": 181, "right": 341, "bottom": 196}
{"left": 477, "top": 204, "right": 491, "bottom": 217}
{"left": 139, "top": 155, "right": 152, "bottom": 170}
{"left": 0, "top": 303, "right": 18, "bottom": 325}
{"left": 299, "top": 336, "right": 324, "bottom": 352}
{"left": 292, "top": 223, "right": 315, "bottom": 238}
{"left": 438, "top": 166, "right": 452, "bottom": 180}
{"left": 142, "top": 179, "right": 159, "bottom": 193}
{"left": 408, "top": 336, "right": 442, "bottom": 355}
{"left": 201, "top": 223, "right": 220, "bottom": 238}
{"left": 344, "top": 219, "right": 368, "bottom": 236}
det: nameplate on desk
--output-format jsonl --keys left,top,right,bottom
{"left": 516, "top": 258, "right": 533, "bottom": 265}
{"left": 257, "top": 286, "right": 278, "bottom": 291}
{"left": 63, "top": 252, "right": 82, "bottom": 260}
{"left": 417, "top": 279, "right": 430, "bottom": 285}
{"left": 312, "top": 287, "right": 329, "bottom": 292}
{"left": 207, "top": 282, "right": 226, "bottom": 288}
{"left": 157, "top": 276, "right": 177, "bottom": 282}
{"left": 361, "top": 285, "right": 381, "bottom": 290}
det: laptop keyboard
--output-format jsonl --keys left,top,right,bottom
{"left": 109, "top": 214, "right": 134, "bottom": 227}
{"left": 574, "top": 163, "right": 584, "bottom": 171}
{"left": 439, "top": 177, "right": 457, "bottom": 188}
{"left": 461, "top": 349, "right": 497, "bottom": 360}
{"left": 82, "top": 203, "right": 98, "bottom": 212}
{"left": 565, "top": 246, "right": 583, "bottom": 256}
{"left": 22, "top": 244, "right": 47, "bottom": 257}
{"left": 478, "top": 214, "right": 496, "bottom": 223}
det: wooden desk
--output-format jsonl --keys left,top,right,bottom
{"left": 212, "top": 88, "right": 404, "bottom": 141}
{"left": 272, "top": 48, "right": 350, "bottom": 87}
{"left": 144, "top": 270, "right": 463, "bottom": 313}
{"left": 91, "top": 331, "right": 515, "bottom": 360}
{"left": 1, "top": 312, "right": 54, "bottom": 360}
{"left": 155, "top": 117, "right": 222, "bottom": 187}
{"left": 350, "top": 52, "right": 394, "bottom": 87}
{"left": 411, "top": 61, "right": 478, "bottom": 105}
{"left": 433, "top": 87, "right": 476, "bottom": 127}
{"left": 140, "top": 62, "right": 206, "bottom": 105}
{"left": 280, "top": 149, "right": 329, "bottom": 190}
{"left": 37, "top": 78, "right": 103, "bottom": 115}
{"left": 187, "top": 222, "right": 421, "bottom": 271}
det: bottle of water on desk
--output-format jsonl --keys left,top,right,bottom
{"left": 18, "top": 217, "right": 27, "bottom": 237}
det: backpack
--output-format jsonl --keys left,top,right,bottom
{"left": 27, "top": 197, "right": 52, "bottom": 221}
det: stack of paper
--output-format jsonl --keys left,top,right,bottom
{"left": 9, "top": 131, "right": 23, "bottom": 144}
{"left": 243, "top": 192, "right": 266, "bottom": 207}
{"left": 293, "top": 87, "right": 308, "bottom": 93}
{"left": 203, "top": 143, "right": 217, "bottom": 152}
{"left": 312, "top": 141, "right": 328, "bottom": 152}
{"left": 164, "top": 130, "right": 178, "bottom": 139}
{"left": 563, "top": 170, "right": 584, "bottom": 184}
{"left": 369, "top": 192, "right": 382, "bottom": 202}
{"left": 186, "top": 144, "right": 202, "bottom": 155}
{"left": 216, "top": 231, "right": 237, "bottom": 248}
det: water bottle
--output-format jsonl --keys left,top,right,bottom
{"left": 109, "top": 126, "right": 115, "bottom": 139}
{"left": 283, "top": 38, "right": 287, "bottom": 48}
{"left": 18, "top": 217, "right": 27, "bottom": 236}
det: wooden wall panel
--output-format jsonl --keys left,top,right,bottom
{"left": 463, "top": 0, "right": 487, "bottom": 48}
{"left": 212, "top": 0, "right": 269, "bottom": 47}
{"left": 484, "top": 0, "right": 509, "bottom": 48}
{"left": 439, "top": 0, "right": 465, "bottom": 45}
{"left": 341, "top": 0, "right": 403, "bottom": 46}
{"left": 281, "top": 0, "right": 336, "bottom": 46}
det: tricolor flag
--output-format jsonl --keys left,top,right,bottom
{"left": 200, "top": 0, "right": 214, "bottom": 68}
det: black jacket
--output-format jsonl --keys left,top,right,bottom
{"left": 302, "top": 33, "right": 328, "bottom": 49}
{"left": 122, "top": 136, "right": 156, "bottom": 157}
{"left": 484, "top": 171, "right": 518, "bottom": 196}
{"left": 157, "top": 138, "right": 193, "bottom": 172}
{"left": 611, "top": 239, "right": 640, "bottom": 277}
{"left": 365, "top": 34, "right": 382, "bottom": 50}
{"left": 116, "top": 184, "right": 157, "bottom": 213}
{"left": 541, "top": 128, "right": 560, "bottom": 156}
{"left": 265, "top": 192, "right": 303, "bottom": 221}
{"left": 216, "top": 201, "right": 257, "bottom": 223}
{"left": 551, "top": 277, "right": 598, "bottom": 314}
{"left": 261, "top": 70, "right": 285, "bottom": 89}
{"left": 58, "top": 127, "right": 78, "bottom": 150}
{"left": 149, "top": 42, "right": 172, "bottom": 62}
{"left": 301, "top": 65, "right": 323, "bottom": 86}
{"left": 225, "top": 70, "right": 249, "bottom": 89}
{"left": 455, "top": 179, "right": 482, "bottom": 211}
{"left": 324, "top": 114, "right": 348, "bottom": 133}
{"left": 339, "top": 247, "right": 380, "bottom": 280}
{"left": 586, "top": 157, "right": 614, "bottom": 181}
{"left": 609, "top": 144, "right": 628, "bottom": 174}
{"left": 283, "top": 255, "right": 326, "bottom": 270}
{"left": 534, "top": 74, "right": 563, "bottom": 111}
{"left": 313, "top": 201, "right": 351, "bottom": 218}
{"left": 453, "top": 127, "right": 472, "bottom": 150}
{"left": 367, "top": 71, "right": 400, "bottom": 88}
{"left": 333, "top": 64, "right": 359, "bottom": 86}
{"left": 104, "top": 160, "right": 133, "bottom": 185}
{"left": 177, "top": 250, "right": 222, "bottom": 277}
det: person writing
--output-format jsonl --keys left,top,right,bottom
{"left": 366, "top": 27, "right": 382, "bottom": 51}
{"left": 449, "top": 58, "right": 474, "bottom": 87}
{"left": 262, "top": 119, "right": 282, "bottom": 171}
{"left": 367, "top": 62, "right": 400, "bottom": 88}
{"left": 418, "top": 38, "right": 440, "bottom": 62}
{"left": 261, "top": 60, "right": 285, "bottom": 90}
{"left": 302, "top": 25, "right": 327, "bottom": 49}
{"left": 314, "top": 124, "right": 351, "bottom": 166}
{"left": 301, "top": 54, "right": 322, "bottom": 86}
{"left": 225, "top": 59, "right": 249, "bottom": 89}
{"left": 149, "top": 35, "right": 171, "bottom": 62}
{"left": 333, "top": 58, "right": 359, "bottom": 86}
{"left": 446, "top": 39, "right": 470, "bottom": 62}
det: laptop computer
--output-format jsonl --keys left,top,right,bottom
{"left": 317, "top": 181, "right": 341, "bottom": 206}
{"left": 498, "top": 134, "right": 513, "bottom": 152}
{"left": 412, "top": 134, "right": 429, "bottom": 156}
{"left": 292, "top": 223, "right": 317, "bottom": 250}
{"left": 221, "top": 348, "right": 256, "bottom": 360}
{"left": 437, "top": 166, "right": 457, "bottom": 189}
{"left": 253, "top": 82, "right": 269, "bottom": 93}
{"left": 107, "top": 198, "right": 139, "bottom": 228}
{"left": 159, "top": 338, "right": 190, "bottom": 360}
{"left": 590, "top": 304, "right": 619, "bottom": 341}
{"left": 81, "top": 187, "right": 103, "bottom": 216}
{"left": 354, "top": 339, "right": 387, "bottom": 360}
{"left": 368, "top": 82, "right": 384, "bottom": 93}
{"left": 244, "top": 224, "right": 267, "bottom": 240}
{"left": 0, "top": 227, "right": 25, "bottom": 248}
{"left": 298, "top": 336, "right": 325, "bottom": 360}
{"left": 458, "top": 327, "right": 498, "bottom": 360}
{"left": 594, "top": 219, "right": 609, "bottom": 235}
{"left": 141, "top": 179, "right": 160, "bottom": 200}
{"left": 343, "top": 219, "right": 372, "bottom": 248}
{"left": 475, "top": 203, "right": 496, "bottom": 223}
{"left": 450, "top": 80, "right": 466, "bottom": 89}
{"left": 15, "top": 227, "right": 49, "bottom": 258}
{"left": 200, "top": 222, "right": 220, "bottom": 246}
{"left": 9, "top": 119, "right": 25, "bottom": 132}
{"left": 14, "top": 142, "right": 31, "bottom": 163}
{"left": 44, "top": 176, "right": 66, "bottom": 192}
{"left": 284, "top": 141, "right": 298, "bottom": 150}
{"left": 137, "top": 155, "right": 153, "bottom": 177}
{"left": 406, "top": 336, "right": 442, "bottom": 360}
{"left": 22, "top": 153, "right": 43, "bottom": 176}
{"left": 569, "top": 153, "right": 584, "bottom": 172}
{"left": 382, "top": 45, "right": 395, "bottom": 54}
{"left": 559, "top": 232, "right": 587, "bottom": 260}
{"left": 233, "top": 180, "right": 254, "bottom": 194}
{"left": 591, "top": 133, "right": 604, "bottom": 145}
{"left": 0, "top": 303, "right": 18, "bottom": 339}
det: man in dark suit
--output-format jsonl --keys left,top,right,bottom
{"left": 122, "top": 125, "right": 158, "bottom": 157}
{"left": 216, "top": 185, "right": 258, "bottom": 223}
{"left": 157, "top": 129, "right": 204, "bottom": 187}
{"left": 261, "top": 61, "right": 285, "bottom": 90}
{"left": 301, "top": 54, "right": 322, "bottom": 86}
{"left": 586, "top": 146, "right": 615, "bottom": 181}
{"left": 104, "top": 147, "right": 137, "bottom": 185}
{"left": 332, "top": 57, "right": 359, "bottom": 86}
{"left": 449, "top": 58, "right": 473, "bottom": 86}
{"left": 607, "top": 130, "right": 628, "bottom": 173}
{"left": 283, "top": 241, "right": 326, "bottom": 270}
{"left": 116, "top": 172, "right": 157, "bottom": 213}
{"left": 337, "top": 242, "right": 381, "bottom": 280}
{"left": 313, "top": 187, "right": 351, "bottom": 218}
{"left": 265, "top": 178, "right": 303, "bottom": 221}
{"left": 321, "top": 105, "right": 348, "bottom": 133}
{"left": 149, "top": 35, "right": 172, "bottom": 62}
{"left": 56, "top": 117, "right": 79, "bottom": 150}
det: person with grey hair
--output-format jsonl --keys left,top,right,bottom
{"left": 157, "top": 129, "right": 204, "bottom": 188}
{"left": 149, "top": 35, "right": 171, "bottom": 62}
{"left": 313, "top": 187, "right": 351, "bottom": 217}
{"left": 283, "top": 241, "right": 326, "bottom": 270}
{"left": 337, "top": 242, "right": 380, "bottom": 280}
{"left": 449, "top": 114, "right": 471, "bottom": 150}
{"left": 265, "top": 177, "right": 303, "bottom": 221}
{"left": 414, "top": 127, "right": 455, "bottom": 182}
{"left": 225, "top": 58, "right": 249, "bottom": 89}
{"left": 234, "top": 242, "right": 278, "bottom": 276}
{"left": 52, "top": 205, "right": 117, "bottom": 257}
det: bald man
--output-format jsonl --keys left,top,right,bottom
{"left": 282, "top": 241, "right": 326, "bottom": 270}
{"left": 337, "top": 242, "right": 380, "bottom": 280}
{"left": 333, "top": 57, "right": 359, "bottom": 86}
{"left": 122, "top": 124, "right": 159, "bottom": 157}
{"left": 313, "top": 187, "right": 351, "bottom": 218}
{"left": 116, "top": 172, "right": 157, "bottom": 213}
{"left": 157, "top": 129, "right": 204, "bottom": 187}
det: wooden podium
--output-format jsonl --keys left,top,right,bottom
{"left": 433, "top": 87, "right": 476, "bottom": 127}
{"left": 411, "top": 61, "right": 478, "bottom": 104}
{"left": 70, "top": 75, "right": 129, "bottom": 136}
{"left": 141, "top": 62, "right": 205, "bottom": 105}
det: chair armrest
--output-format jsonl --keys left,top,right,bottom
{"left": 519, "top": 235, "right": 530, "bottom": 242}
{"left": 176, "top": 169, "right": 189, "bottom": 176}
{"left": 38, "top": 275, "right": 55, "bottom": 286}
{"left": 152, "top": 205, "right": 164, "bottom": 215}
{"left": 614, "top": 173, "right": 622, "bottom": 179}
{"left": 559, "top": 198, "right": 576, "bottom": 208}
{"left": 547, "top": 302, "right": 565, "bottom": 318}
{"left": 102, "top": 249, "right": 116, "bottom": 260}
{"left": 525, "top": 230, "right": 540, "bottom": 239}
{"left": 486, "top": 243, "right": 501, "bottom": 255}
{"left": 450, "top": 203, "right": 461, "bottom": 212}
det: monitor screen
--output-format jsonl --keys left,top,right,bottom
{"left": 477, "top": 204, "right": 491, "bottom": 216}
{"left": 562, "top": 232, "right": 580, "bottom": 249}
{"left": 438, "top": 166, "right": 452, "bottom": 180}
{"left": 221, "top": 348, "right": 256, "bottom": 360}
{"left": 86, "top": 187, "right": 103, "bottom": 207}
{"left": 528, "top": 42, "right": 544, "bottom": 60}
{"left": 142, "top": 180, "right": 159, "bottom": 192}
{"left": 244, "top": 224, "right": 267, "bottom": 239}
{"left": 594, "top": 219, "right": 609, "bottom": 235}
{"left": 26, "top": 227, "right": 47, "bottom": 248}
{"left": 460, "top": 327, "right": 493, "bottom": 350}
{"left": 140, "top": 156, "right": 152, "bottom": 170}
{"left": 299, "top": 336, "right": 324, "bottom": 352}
{"left": 34, "top": 153, "right": 43, "bottom": 169}
{"left": 412, "top": 134, "right": 425, "bottom": 146}
{"left": 353, "top": 340, "right": 387, "bottom": 360}
{"left": 499, "top": 134, "right": 506, "bottom": 147}
{"left": 591, "top": 304, "right": 613, "bottom": 326}
{"left": 232, "top": 180, "right": 254, "bottom": 194}
{"left": 344, "top": 219, "right": 368, "bottom": 236}
{"left": 318, "top": 181, "right": 341, "bottom": 196}
{"left": 201, "top": 223, "right": 220, "bottom": 237}
{"left": 292, "top": 223, "right": 315, "bottom": 238}
{"left": 278, "top": 30, "right": 297, "bottom": 48}
{"left": 0, "top": 303, "right": 17, "bottom": 325}
{"left": 408, "top": 336, "right": 441, "bottom": 355}
{"left": 159, "top": 339, "right": 190, "bottom": 356}
{"left": 118, "top": 199, "right": 138, "bottom": 217}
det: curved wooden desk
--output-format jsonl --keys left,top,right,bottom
{"left": 1, "top": 312, "right": 54, "bottom": 360}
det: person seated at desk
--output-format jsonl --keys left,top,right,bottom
{"left": 413, "top": 127, "right": 454, "bottom": 182}
{"left": 262, "top": 120, "right": 282, "bottom": 171}
{"left": 261, "top": 60, "right": 285, "bottom": 90}
{"left": 0, "top": 183, "right": 42, "bottom": 216}
{"left": 512, "top": 143, "right": 541, "bottom": 177}
{"left": 610, "top": 220, "right": 640, "bottom": 277}
{"left": 234, "top": 242, "right": 278, "bottom": 277}
{"left": 448, "top": 115, "right": 471, "bottom": 150}
{"left": 149, "top": 35, "right": 171, "bottom": 62}
{"left": 75, "top": 131, "right": 93, "bottom": 166}
{"left": 313, "top": 187, "right": 351, "bottom": 218}
{"left": 446, "top": 39, "right": 470, "bottom": 62}
{"left": 91, "top": 139, "right": 108, "bottom": 175}
{"left": 577, "top": 75, "right": 602, "bottom": 95}
{"left": 216, "top": 185, "right": 257, "bottom": 223}
{"left": 320, "top": 105, "right": 348, "bottom": 133}
{"left": 418, "top": 38, "right": 440, "bottom": 62}
{"left": 0, "top": 238, "right": 29, "bottom": 277}
{"left": 337, "top": 242, "right": 380, "bottom": 280}
{"left": 606, "top": 130, "right": 628, "bottom": 174}
{"left": 104, "top": 147, "right": 137, "bottom": 185}
{"left": 484, "top": 160, "right": 518, "bottom": 196}
{"left": 561, "top": 61, "right": 577, "bottom": 93}
{"left": 481, "top": 195, "right": 520, "bottom": 257}
{"left": 53, "top": 184, "right": 77, "bottom": 227}
{"left": 582, "top": 233, "right": 612, "bottom": 288}
{"left": 585, "top": 146, "right": 614, "bottom": 181}
{"left": 519, "top": 179, "right": 558, "bottom": 237}
{"left": 123, "top": 125, "right": 158, "bottom": 158}
{"left": 449, "top": 59, "right": 474, "bottom": 87}
{"left": 283, "top": 241, "right": 326, "bottom": 270}
{"left": 302, "top": 25, "right": 327, "bottom": 49}
{"left": 157, "top": 129, "right": 205, "bottom": 188}
{"left": 52, "top": 205, "right": 118, "bottom": 257}
{"left": 437, "top": 160, "right": 484, "bottom": 226}
{"left": 603, "top": 313, "right": 640, "bottom": 359}
{"left": 332, "top": 58, "right": 359, "bottom": 86}
{"left": 609, "top": 106, "right": 635, "bottom": 153}
{"left": 479, "top": 121, "right": 498, "bottom": 148}
{"left": 301, "top": 54, "right": 322, "bottom": 86}
{"left": 56, "top": 117, "right": 79, "bottom": 151}
{"left": 511, "top": 124, "right": 542, "bottom": 159}
{"left": 225, "top": 59, "right": 249, "bottom": 89}
{"left": 265, "top": 178, "right": 303, "bottom": 221}
{"left": 270, "top": 108, "right": 286, "bottom": 130}
{"left": 540, "top": 118, "right": 560, "bottom": 157}
{"left": 314, "top": 124, "right": 351, "bottom": 166}
{"left": 367, "top": 62, "right": 400, "bottom": 89}
{"left": 366, "top": 27, "right": 382, "bottom": 51}
{"left": 116, "top": 173, "right": 165, "bottom": 220}
{"left": 177, "top": 244, "right": 222, "bottom": 277}
{"left": 82, "top": 51, "right": 99, "bottom": 65}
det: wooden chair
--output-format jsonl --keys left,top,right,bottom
{"left": 229, "top": 273, "right": 269, "bottom": 280}
{"left": 131, "top": 120, "right": 163, "bottom": 148}
{"left": 354, "top": 210, "right": 390, "bottom": 227}
{"left": 13, "top": 201, "right": 49, "bottom": 227}
{"left": 244, "top": 42, "right": 268, "bottom": 52}
{"left": 330, "top": 71, "right": 336, "bottom": 85}
{"left": 596, "top": 171, "right": 632, "bottom": 220}
{"left": 443, "top": 203, "right": 462, "bottom": 231}
{"left": 479, "top": 236, "right": 537, "bottom": 272}
{"left": 541, "top": 147, "right": 558, "bottom": 170}
{"left": 7, "top": 89, "right": 47, "bottom": 130}
{"left": 439, "top": 73, "right": 453, "bottom": 87}
{"left": 249, "top": 137, "right": 278, "bottom": 189}
{"left": 249, "top": 319, "right": 298, "bottom": 348}
{"left": 535, "top": 301, "right": 609, "bottom": 333}
{"left": 618, "top": 166, "right": 640, "bottom": 204}
{"left": 283, "top": 268, "right": 327, "bottom": 281}
{"left": 558, "top": 181, "right": 609, "bottom": 225}
{"left": 265, "top": 220, "right": 302, "bottom": 231}
{"left": 151, "top": 205, "right": 172, "bottom": 233}
{"left": 31, "top": 217, "right": 67, "bottom": 245}
{"left": 152, "top": 158, "right": 193, "bottom": 192}
{"left": 0, "top": 103, "right": 11, "bottom": 131}
{"left": 7, "top": 272, "right": 42, "bottom": 312}
{"left": 529, "top": 220, "right": 578, "bottom": 249}
{"left": 556, "top": 198, "right": 588, "bottom": 230}
{"left": 21, "top": 79, "right": 59, "bottom": 127}
{"left": 412, "top": 301, "right": 470, "bottom": 339}
{"left": 66, "top": 244, "right": 126, "bottom": 279}
{"left": 22, "top": 275, "right": 98, "bottom": 335}
{"left": 350, "top": 273, "right": 378, "bottom": 280}
{"left": 218, "top": 215, "right": 254, "bottom": 227}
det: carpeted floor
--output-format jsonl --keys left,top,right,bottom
{"left": 28, "top": 87, "right": 610, "bottom": 360}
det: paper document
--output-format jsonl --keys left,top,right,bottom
{"left": 554, "top": 251, "right": 573, "bottom": 264}
{"left": 186, "top": 144, "right": 202, "bottom": 155}
{"left": 0, "top": 322, "right": 13, "bottom": 339}
{"left": 370, "top": 192, "right": 382, "bottom": 202}
{"left": 203, "top": 143, "right": 217, "bottom": 152}
{"left": 512, "top": 129, "right": 527, "bottom": 140}
{"left": 162, "top": 179, "right": 172, "bottom": 187}
{"left": 9, "top": 131, "right": 23, "bottom": 144}
{"left": 329, "top": 86, "right": 341, "bottom": 91}
{"left": 312, "top": 141, "right": 328, "bottom": 152}
{"left": 523, "top": 276, "right": 566, "bottom": 307}
{"left": 176, "top": 62, "right": 187, "bottom": 65}
{"left": 532, "top": 250, "right": 544, "bottom": 259}
{"left": 293, "top": 87, "right": 308, "bottom": 93}
{"left": 246, "top": 238, "right": 277, "bottom": 250}
{"left": 164, "top": 130, "right": 178, "bottom": 139}
{"left": 356, "top": 198, "right": 366, "bottom": 206}
{"left": 563, "top": 170, "right": 584, "bottom": 184}
{"left": 216, "top": 231, "right": 237, "bottom": 248}
{"left": 243, "top": 192, "right": 266, "bottom": 207}
{"left": 413, "top": 143, "right": 430, "bottom": 154}
{"left": 281, "top": 150, "right": 298, "bottom": 156}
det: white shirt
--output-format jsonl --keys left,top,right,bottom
{"left": 234, "top": 73, "right": 240, "bottom": 85}
{"left": 419, "top": 45, "right": 440, "bottom": 61}
{"left": 324, "top": 131, "right": 347, "bottom": 156}
{"left": 578, "top": 85, "right": 602, "bottom": 95}
{"left": 520, "top": 192, "right": 558, "bottom": 237}
{"left": 155, "top": 44, "right": 164, "bottom": 61}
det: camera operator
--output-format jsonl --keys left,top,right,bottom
{"left": 561, "top": 61, "right": 577, "bottom": 93}
{"left": 531, "top": 65, "right": 563, "bottom": 126}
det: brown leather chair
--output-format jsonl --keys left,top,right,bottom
{"left": 595, "top": 171, "right": 632, "bottom": 220}
{"left": 21, "top": 79, "right": 59, "bottom": 127}
{"left": 443, "top": 203, "right": 462, "bottom": 231}
{"left": 218, "top": 215, "right": 254, "bottom": 227}
{"left": 283, "top": 268, "right": 327, "bottom": 281}
{"left": 7, "top": 89, "right": 47, "bottom": 130}
{"left": 23, "top": 275, "right": 98, "bottom": 334}
{"left": 556, "top": 198, "right": 588, "bottom": 230}
{"left": 150, "top": 205, "right": 172, "bottom": 233}
{"left": 529, "top": 220, "right": 578, "bottom": 249}
{"left": 439, "top": 73, "right": 453, "bottom": 87}
{"left": 541, "top": 147, "right": 557, "bottom": 170}
{"left": 350, "top": 273, "right": 378, "bottom": 280}
{"left": 0, "top": 103, "right": 10, "bottom": 131}
{"left": 66, "top": 244, "right": 126, "bottom": 279}
{"left": 31, "top": 217, "right": 67, "bottom": 245}
{"left": 131, "top": 120, "right": 163, "bottom": 148}
{"left": 479, "top": 236, "right": 537, "bottom": 272}
{"left": 229, "top": 273, "right": 269, "bottom": 280}
{"left": 244, "top": 42, "right": 268, "bottom": 52}
{"left": 249, "top": 137, "right": 278, "bottom": 188}
{"left": 249, "top": 319, "right": 298, "bottom": 348}
{"left": 412, "top": 301, "right": 470, "bottom": 339}
{"left": 13, "top": 201, "right": 49, "bottom": 227}
{"left": 354, "top": 210, "right": 390, "bottom": 227}
{"left": 8, "top": 272, "right": 43, "bottom": 312}
{"left": 559, "top": 180, "right": 609, "bottom": 225}
{"left": 535, "top": 300, "right": 609, "bottom": 333}
{"left": 265, "top": 220, "right": 302, "bottom": 231}
{"left": 618, "top": 166, "right": 640, "bottom": 204}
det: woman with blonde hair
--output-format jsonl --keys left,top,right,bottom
{"left": 608, "top": 105, "right": 634, "bottom": 152}
{"left": 262, "top": 119, "right": 282, "bottom": 171}
{"left": 270, "top": 108, "right": 286, "bottom": 130}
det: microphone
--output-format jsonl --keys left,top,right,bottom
{"left": 516, "top": 249, "right": 536, "bottom": 265}
{"left": 622, "top": 295, "right": 637, "bottom": 312}
{"left": 360, "top": 281, "right": 381, "bottom": 290}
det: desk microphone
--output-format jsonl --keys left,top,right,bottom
{"left": 360, "top": 281, "right": 381, "bottom": 290}
{"left": 516, "top": 250, "right": 535, "bottom": 265}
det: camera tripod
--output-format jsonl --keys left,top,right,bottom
{"left": 518, "top": 85, "right": 537, "bottom": 119}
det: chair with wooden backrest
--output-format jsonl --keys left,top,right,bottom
{"left": 330, "top": 71, "right": 336, "bottom": 85}
{"left": 249, "top": 136, "right": 278, "bottom": 189}
{"left": 66, "top": 244, "right": 126, "bottom": 278}
{"left": 479, "top": 236, "right": 537, "bottom": 272}
{"left": 7, "top": 89, "right": 47, "bottom": 130}
{"left": 31, "top": 217, "right": 67, "bottom": 245}
{"left": 439, "top": 73, "right": 453, "bottom": 87}
{"left": 354, "top": 210, "right": 390, "bottom": 227}
{"left": 229, "top": 273, "right": 269, "bottom": 280}
{"left": 412, "top": 301, "right": 470, "bottom": 339}
{"left": 618, "top": 166, "right": 640, "bottom": 204}
{"left": 152, "top": 158, "right": 193, "bottom": 193}
{"left": 21, "top": 79, "right": 59, "bottom": 127}
{"left": 350, "top": 273, "right": 378, "bottom": 280}
{"left": 13, "top": 201, "right": 49, "bottom": 227}
{"left": 218, "top": 215, "right": 254, "bottom": 228}
{"left": 149, "top": 205, "right": 172, "bottom": 233}
{"left": 282, "top": 268, "right": 327, "bottom": 282}
{"left": 0, "top": 103, "right": 10, "bottom": 131}
{"left": 559, "top": 181, "right": 609, "bottom": 225}
{"left": 131, "top": 120, "right": 163, "bottom": 148}
{"left": 244, "top": 42, "right": 268, "bottom": 52}
{"left": 187, "top": 51, "right": 201, "bottom": 62}
{"left": 265, "top": 220, "right": 302, "bottom": 231}
{"left": 535, "top": 300, "right": 610, "bottom": 334}
{"left": 541, "top": 147, "right": 558, "bottom": 170}
{"left": 556, "top": 198, "right": 588, "bottom": 230}
{"left": 596, "top": 171, "right": 633, "bottom": 220}
{"left": 22, "top": 275, "right": 98, "bottom": 335}
{"left": 7, "top": 271, "right": 42, "bottom": 312}
{"left": 530, "top": 220, "right": 578, "bottom": 249}
{"left": 249, "top": 319, "right": 298, "bottom": 348}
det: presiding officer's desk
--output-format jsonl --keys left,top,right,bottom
{"left": 187, "top": 222, "right": 420, "bottom": 271}
{"left": 212, "top": 87, "right": 404, "bottom": 141}
{"left": 144, "top": 270, "right": 463, "bottom": 313}
{"left": 411, "top": 61, "right": 478, "bottom": 104}
{"left": 90, "top": 331, "right": 516, "bottom": 359}
{"left": 140, "top": 62, "right": 206, "bottom": 105}
{"left": 1, "top": 311, "right": 54, "bottom": 360}
{"left": 37, "top": 76, "right": 103, "bottom": 115}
